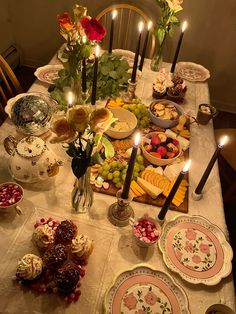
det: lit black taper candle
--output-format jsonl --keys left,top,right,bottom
{"left": 158, "top": 160, "right": 191, "bottom": 221}
{"left": 121, "top": 132, "right": 140, "bottom": 199}
{"left": 194, "top": 136, "right": 228, "bottom": 196}
{"left": 108, "top": 10, "right": 117, "bottom": 54}
{"left": 131, "top": 21, "right": 143, "bottom": 83}
{"left": 82, "top": 36, "right": 87, "bottom": 93}
{"left": 139, "top": 21, "right": 152, "bottom": 72}
{"left": 170, "top": 21, "right": 187, "bottom": 74}
{"left": 91, "top": 45, "right": 99, "bottom": 106}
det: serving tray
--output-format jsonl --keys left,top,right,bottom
{"left": 104, "top": 264, "right": 190, "bottom": 314}
{"left": 175, "top": 62, "right": 210, "bottom": 82}
{"left": 159, "top": 215, "right": 233, "bottom": 285}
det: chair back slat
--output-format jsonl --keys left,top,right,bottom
{"left": 0, "top": 54, "right": 23, "bottom": 125}
{"left": 96, "top": 4, "right": 156, "bottom": 58}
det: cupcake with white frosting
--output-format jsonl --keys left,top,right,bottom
{"left": 33, "top": 224, "right": 55, "bottom": 251}
{"left": 16, "top": 254, "right": 43, "bottom": 283}
{"left": 71, "top": 234, "right": 94, "bottom": 262}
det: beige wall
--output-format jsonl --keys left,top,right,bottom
{"left": 2, "top": 0, "right": 236, "bottom": 112}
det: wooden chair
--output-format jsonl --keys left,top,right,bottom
{"left": 215, "top": 128, "right": 236, "bottom": 204}
{"left": 96, "top": 4, "right": 156, "bottom": 58}
{"left": 0, "top": 54, "right": 23, "bottom": 124}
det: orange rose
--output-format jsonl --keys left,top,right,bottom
{"left": 57, "top": 12, "right": 75, "bottom": 31}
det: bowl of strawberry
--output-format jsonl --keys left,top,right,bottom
{"left": 141, "top": 132, "right": 182, "bottom": 166}
{"left": 0, "top": 182, "right": 24, "bottom": 214}
{"left": 130, "top": 214, "right": 161, "bottom": 248}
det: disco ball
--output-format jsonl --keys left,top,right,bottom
{"left": 10, "top": 94, "right": 56, "bottom": 136}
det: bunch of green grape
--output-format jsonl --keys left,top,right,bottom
{"left": 123, "top": 99, "right": 150, "bottom": 128}
{"left": 98, "top": 155, "right": 145, "bottom": 189}
{"left": 98, "top": 160, "right": 124, "bottom": 189}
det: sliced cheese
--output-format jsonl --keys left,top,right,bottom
{"left": 176, "top": 135, "right": 190, "bottom": 151}
{"left": 137, "top": 177, "right": 162, "bottom": 199}
{"left": 163, "top": 161, "right": 186, "bottom": 181}
{"left": 165, "top": 129, "right": 177, "bottom": 139}
{"left": 131, "top": 180, "right": 146, "bottom": 195}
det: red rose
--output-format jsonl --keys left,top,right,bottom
{"left": 57, "top": 12, "right": 75, "bottom": 31}
{"left": 81, "top": 17, "right": 106, "bottom": 41}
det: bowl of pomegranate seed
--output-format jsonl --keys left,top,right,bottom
{"left": 141, "top": 132, "right": 182, "bottom": 166}
{"left": 0, "top": 182, "right": 24, "bottom": 214}
{"left": 130, "top": 214, "right": 161, "bottom": 248}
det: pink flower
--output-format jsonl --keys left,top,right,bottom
{"left": 144, "top": 291, "right": 157, "bottom": 306}
{"left": 184, "top": 241, "right": 193, "bottom": 253}
{"left": 123, "top": 292, "right": 138, "bottom": 310}
{"left": 81, "top": 17, "right": 106, "bottom": 41}
{"left": 185, "top": 229, "right": 197, "bottom": 240}
{"left": 199, "top": 243, "right": 210, "bottom": 254}
{"left": 175, "top": 249, "right": 183, "bottom": 261}
{"left": 192, "top": 255, "right": 201, "bottom": 264}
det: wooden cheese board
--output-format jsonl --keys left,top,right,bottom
{"left": 91, "top": 101, "right": 190, "bottom": 213}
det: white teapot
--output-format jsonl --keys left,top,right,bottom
{"left": 4, "top": 135, "right": 62, "bottom": 183}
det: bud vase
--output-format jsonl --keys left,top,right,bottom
{"left": 71, "top": 168, "right": 94, "bottom": 213}
{"left": 150, "top": 34, "right": 166, "bottom": 72}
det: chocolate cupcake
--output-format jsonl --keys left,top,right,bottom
{"left": 55, "top": 220, "right": 77, "bottom": 245}
{"left": 16, "top": 254, "right": 43, "bottom": 284}
{"left": 43, "top": 244, "right": 67, "bottom": 270}
{"left": 55, "top": 263, "right": 80, "bottom": 294}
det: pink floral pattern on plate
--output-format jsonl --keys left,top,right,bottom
{"left": 104, "top": 265, "right": 190, "bottom": 314}
{"left": 34, "top": 65, "right": 63, "bottom": 84}
{"left": 172, "top": 227, "right": 216, "bottom": 272}
{"left": 159, "top": 215, "right": 233, "bottom": 285}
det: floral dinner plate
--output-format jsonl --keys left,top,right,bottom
{"left": 104, "top": 264, "right": 190, "bottom": 314}
{"left": 34, "top": 64, "right": 63, "bottom": 84}
{"left": 159, "top": 215, "right": 233, "bottom": 285}
{"left": 175, "top": 62, "right": 210, "bottom": 82}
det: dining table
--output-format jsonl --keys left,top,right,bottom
{"left": 0, "top": 51, "right": 235, "bottom": 314}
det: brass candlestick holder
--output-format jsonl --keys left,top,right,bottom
{"left": 121, "top": 79, "right": 137, "bottom": 104}
{"left": 108, "top": 190, "right": 134, "bottom": 227}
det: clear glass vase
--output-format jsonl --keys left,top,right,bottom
{"left": 71, "top": 168, "right": 94, "bottom": 213}
{"left": 150, "top": 35, "right": 166, "bottom": 72}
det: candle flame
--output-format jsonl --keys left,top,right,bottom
{"left": 134, "top": 132, "right": 140, "bottom": 147}
{"left": 138, "top": 21, "right": 144, "bottom": 33}
{"left": 182, "top": 21, "right": 187, "bottom": 32}
{"left": 218, "top": 135, "right": 228, "bottom": 147}
{"left": 147, "top": 20, "right": 153, "bottom": 30}
{"left": 95, "top": 45, "right": 100, "bottom": 57}
{"left": 112, "top": 10, "right": 117, "bottom": 19}
{"left": 68, "top": 91, "right": 73, "bottom": 106}
{"left": 82, "top": 36, "right": 87, "bottom": 44}
{"left": 182, "top": 159, "right": 191, "bottom": 173}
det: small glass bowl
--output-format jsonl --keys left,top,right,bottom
{"left": 130, "top": 214, "right": 161, "bottom": 248}
{"left": 0, "top": 182, "right": 24, "bottom": 214}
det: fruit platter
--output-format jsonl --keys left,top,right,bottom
{"left": 91, "top": 98, "right": 190, "bottom": 213}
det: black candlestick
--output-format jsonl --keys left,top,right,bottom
{"left": 139, "top": 22, "right": 152, "bottom": 71}
{"left": 109, "top": 18, "right": 114, "bottom": 53}
{"left": 170, "top": 21, "right": 187, "bottom": 74}
{"left": 131, "top": 24, "right": 143, "bottom": 83}
{"left": 91, "top": 49, "right": 98, "bottom": 106}
{"left": 121, "top": 133, "right": 140, "bottom": 199}
{"left": 194, "top": 145, "right": 223, "bottom": 195}
{"left": 82, "top": 58, "right": 86, "bottom": 93}
{"left": 158, "top": 160, "right": 190, "bottom": 221}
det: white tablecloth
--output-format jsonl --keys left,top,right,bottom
{"left": 0, "top": 56, "right": 235, "bottom": 314}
